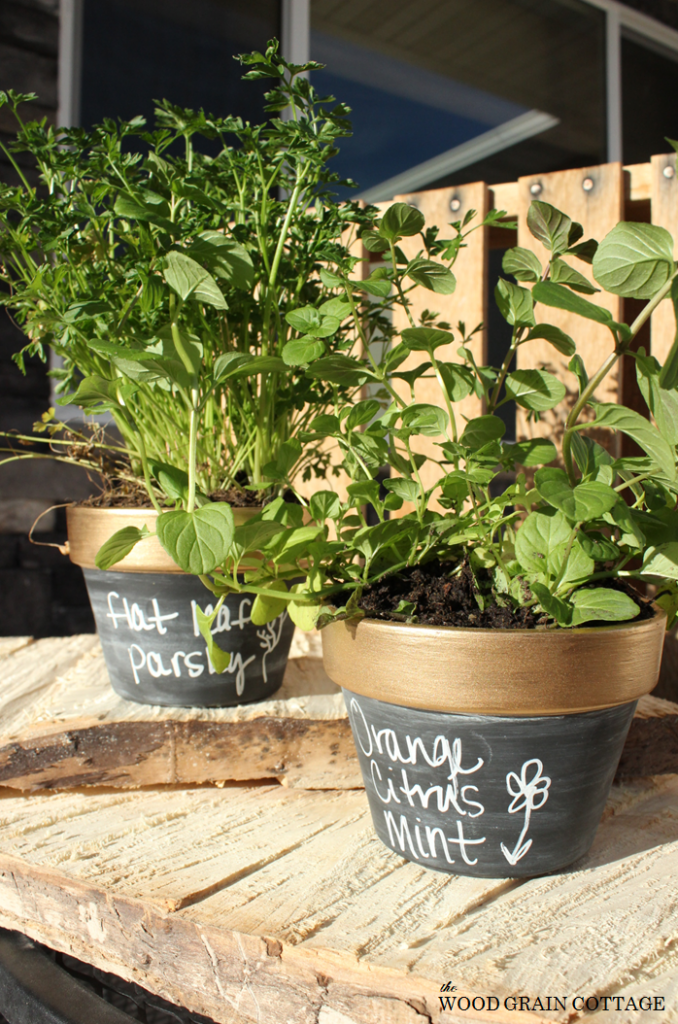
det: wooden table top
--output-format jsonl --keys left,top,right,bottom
{"left": 0, "top": 635, "right": 677, "bottom": 1023}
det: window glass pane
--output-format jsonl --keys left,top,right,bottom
{"left": 310, "top": 0, "right": 606, "bottom": 198}
{"left": 80, "top": 0, "right": 280, "bottom": 128}
{"left": 622, "top": 33, "right": 678, "bottom": 165}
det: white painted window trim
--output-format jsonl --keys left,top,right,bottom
{"left": 281, "top": 0, "right": 310, "bottom": 66}
{"left": 57, "top": 0, "right": 83, "bottom": 128}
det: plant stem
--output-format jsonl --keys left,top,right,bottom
{"left": 187, "top": 388, "right": 199, "bottom": 513}
{"left": 561, "top": 273, "right": 677, "bottom": 484}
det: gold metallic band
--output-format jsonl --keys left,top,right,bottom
{"left": 66, "top": 505, "right": 259, "bottom": 574}
{"left": 321, "top": 611, "right": 667, "bottom": 716}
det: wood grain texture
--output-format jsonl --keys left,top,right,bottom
{"left": 0, "top": 635, "right": 677, "bottom": 793}
{"left": 1, "top": 776, "right": 678, "bottom": 1022}
{"left": 650, "top": 152, "right": 678, "bottom": 365}
{"left": 0, "top": 632, "right": 362, "bottom": 791}
{"left": 516, "top": 163, "right": 624, "bottom": 452}
{"left": 390, "top": 183, "right": 488, "bottom": 516}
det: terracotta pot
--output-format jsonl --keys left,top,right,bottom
{"left": 322, "top": 613, "right": 666, "bottom": 877}
{"left": 67, "top": 506, "right": 294, "bottom": 707}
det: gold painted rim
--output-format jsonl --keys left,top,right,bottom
{"left": 66, "top": 505, "right": 260, "bottom": 574}
{"left": 321, "top": 611, "right": 667, "bottom": 716}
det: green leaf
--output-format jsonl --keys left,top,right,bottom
{"left": 63, "top": 375, "right": 120, "bottom": 408}
{"left": 534, "top": 468, "right": 619, "bottom": 521}
{"left": 578, "top": 531, "right": 620, "bottom": 561}
{"left": 229, "top": 520, "right": 286, "bottom": 562}
{"left": 164, "top": 252, "right": 227, "bottom": 309}
{"left": 380, "top": 203, "right": 425, "bottom": 240}
{"left": 150, "top": 462, "right": 190, "bottom": 502}
{"left": 406, "top": 259, "right": 456, "bottom": 294}
{"left": 383, "top": 477, "right": 420, "bottom": 503}
{"left": 288, "top": 595, "right": 322, "bottom": 631}
{"left": 527, "top": 201, "right": 572, "bottom": 254}
{"left": 591, "top": 403, "right": 677, "bottom": 481}
{"left": 494, "top": 278, "right": 535, "bottom": 327}
{"left": 213, "top": 353, "right": 256, "bottom": 381}
{"left": 250, "top": 580, "right": 289, "bottom": 626}
{"left": 191, "top": 232, "right": 254, "bottom": 289}
{"left": 523, "top": 324, "right": 575, "bottom": 356}
{"left": 503, "top": 439, "right": 557, "bottom": 467}
{"left": 156, "top": 503, "right": 235, "bottom": 574}
{"left": 533, "top": 282, "right": 629, "bottom": 337}
{"left": 285, "top": 306, "right": 339, "bottom": 338}
{"left": 515, "top": 507, "right": 571, "bottom": 574}
{"left": 361, "top": 229, "right": 390, "bottom": 253}
{"left": 309, "top": 491, "right": 341, "bottom": 522}
{"left": 262, "top": 439, "right": 302, "bottom": 482}
{"left": 346, "top": 399, "right": 381, "bottom": 430}
{"left": 592, "top": 222, "right": 675, "bottom": 299}
{"left": 438, "top": 362, "right": 475, "bottom": 402}
{"left": 636, "top": 351, "right": 678, "bottom": 445}
{"left": 400, "top": 403, "right": 448, "bottom": 437}
{"left": 641, "top": 542, "right": 678, "bottom": 579}
{"left": 400, "top": 327, "right": 454, "bottom": 352}
{"left": 567, "top": 238, "right": 598, "bottom": 264}
{"left": 550, "top": 257, "right": 599, "bottom": 294}
{"left": 505, "top": 369, "right": 566, "bottom": 411}
{"left": 305, "top": 355, "right": 374, "bottom": 386}
{"left": 460, "top": 415, "right": 506, "bottom": 450}
{"left": 358, "top": 271, "right": 392, "bottom": 297}
{"left": 270, "top": 525, "right": 325, "bottom": 564}
{"left": 282, "top": 337, "right": 326, "bottom": 365}
{"left": 94, "top": 526, "right": 149, "bottom": 570}
{"left": 530, "top": 582, "right": 572, "bottom": 626}
{"left": 570, "top": 588, "right": 639, "bottom": 626}
{"left": 194, "top": 602, "right": 231, "bottom": 673}
{"left": 502, "top": 246, "right": 542, "bottom": 283}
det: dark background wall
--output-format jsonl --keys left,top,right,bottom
{"left": 0, "top": 0, "right": 96, "bottom": 637}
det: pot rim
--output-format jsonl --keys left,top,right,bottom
{"left": 321, "top": 609, "right": 667, "bottom": 716}
{"left": 66, "top": 504, "right": 260, "bottom": 573}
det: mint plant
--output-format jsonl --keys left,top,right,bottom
{"left": 190, "top": 196, "right": 678, "bottom": 640}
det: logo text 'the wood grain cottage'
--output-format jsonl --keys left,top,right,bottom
{"left": 438, "top": 987, "right": 666, "bottom": 1013}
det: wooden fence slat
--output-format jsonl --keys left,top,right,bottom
{"left": 516, "top": 163, "right": 624, "bottom": 451}
{"left": 390, "top": 182, "right": 489, "bottom": 514}
{"left": 651, "top": 152, "right": 678, "bottom": 365}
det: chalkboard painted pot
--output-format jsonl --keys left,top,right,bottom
{"left": 322, "top": 614, "right": 666, "bottom": 878}
{"left": 66, "top": 506, "right": 295, "bottom": 707}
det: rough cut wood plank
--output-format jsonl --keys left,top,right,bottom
{"left": 0, "top": 637, "right": 676, "bottom": 792}
{"left": 0, "top": 632, "right": 362, "bottom": 791}
{"left": 516, "top": 163, "right": 624, "bottom": 452}
{"left": 0, "top": 777, "right": 677, "bottom": 1022}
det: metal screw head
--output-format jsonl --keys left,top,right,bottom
{"left": 450, "top": 197, "right": 462, "bottom": 212}
{"left": 530, "top": 182, "right": 542, "bottom": 196}
{"left": 664, "top": 165, "right": 675, "bottom": 179}
{"left": 583, "top": 177, "right": 594, "bottom": 192}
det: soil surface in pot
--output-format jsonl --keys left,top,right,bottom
{"left": 356, "top": 560, "right": 654, "bottom": 629}
{"left": 81, "top": 483, "right": 262, "bottom": 509}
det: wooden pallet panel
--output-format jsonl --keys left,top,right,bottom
{"left": 651, "top": 151, "right": 678, "bottom": 365}
{"left": 516, "top": 163, "right": 624, "bottom": 450}
{"left": 390, "top": 183, "right": 489, "bottom": 514}
{"left": 1, "top": 775, "right": 678, "bottom": 1022}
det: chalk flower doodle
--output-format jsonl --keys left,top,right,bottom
{"left": 500, "top": 759, "right": 551, "bottom": 866}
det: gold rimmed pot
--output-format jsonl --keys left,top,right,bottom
{"left": 322, "top": 613, "right": 666, "bottom": 878}
{"left": 67, "top": 505, "right": 295, "bottom": 708}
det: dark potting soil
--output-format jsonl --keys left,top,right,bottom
{"left": 82, "top": 485, "right": 264, "bottom": 509}
{"left": 357, "top": 560, "right": 655, "bottom": 629}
